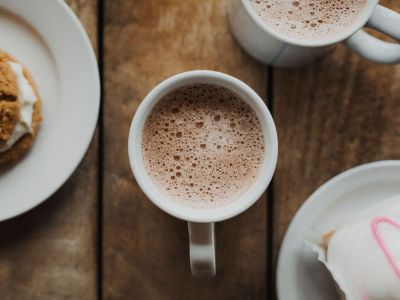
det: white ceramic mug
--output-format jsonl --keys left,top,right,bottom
{"left": 229, "top": 0, "right": 400, "bottom": 67}
{"left": 128, "top": 70, "right": 278, "bottom": 277}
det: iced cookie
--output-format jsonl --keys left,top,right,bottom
{"left": 0, "top": 50, "right": 41, "bottom": 167}
{"left": 311, "top": 195, "right": 400, "bottom": 300}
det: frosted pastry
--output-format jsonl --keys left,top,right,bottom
{"left": 0, "top": 50, "right": 41, "bottom": 166}
{"left": 311, "top": 194, "right": 400, "bottom": 300}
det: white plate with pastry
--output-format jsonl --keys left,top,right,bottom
{"left": 0, "top": 0, "right": 99, "bottom": 221}
{"left": 277, "top": 160, "right": 400, "bottom": 300}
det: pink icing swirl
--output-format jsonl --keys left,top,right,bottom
{"left": 371, "top": 216, "right": 400, "bottom": 278}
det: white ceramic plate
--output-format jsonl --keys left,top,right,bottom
{"left": 0, "top": 0, "right": 100, "bottom": 221}
{"left": 277, "top": 160, "right": 400, "bottom": 300}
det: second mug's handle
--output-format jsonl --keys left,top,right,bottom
{"left": 345, "top": 5, "right": 400, "bottom": 64}
{"left": 188, "top": 222, "right": 216, "bottom": 278}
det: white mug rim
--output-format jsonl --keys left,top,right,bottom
{"left": 128, "top": 70, "right": 278, "bottom": 223}
{"left": 241, "top": 0, "right": 379, "bottom": 47}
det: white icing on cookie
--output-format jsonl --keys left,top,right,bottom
{"left": 311, "top": 195, "right": 400, "bottom": 300}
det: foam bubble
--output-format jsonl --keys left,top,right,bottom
{"left": 142, "top": 84, "right": 265, "bottom": 209}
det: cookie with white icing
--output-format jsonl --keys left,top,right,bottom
{"left": 311, "top": 194, "right": 400, "bottom": 300}
{"left": 0, "top": 50, "right": 41, "bottom": 167}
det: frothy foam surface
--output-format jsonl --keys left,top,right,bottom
{"left": 142, "top": 84, "right": 265, "bottom": 209}
{"left": 250, "top": 0, "right": 367, "bottom": 40}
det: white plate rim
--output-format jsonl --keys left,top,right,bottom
{"left": 276, "top": 160, "right": 400, "bottom": 299}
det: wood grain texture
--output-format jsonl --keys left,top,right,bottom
{"left": 272, "top": 0, "right": 400, "bottom": 296}
{"left": 103, "top": 0, "right": 268, "bottom": 299}
{"left": 0, "top": 1, "right": 98, "bottom": 299}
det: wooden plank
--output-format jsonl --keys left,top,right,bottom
{"left": 0, "top": 1, "right": 99, "bottom": 299}
{"left": 103, "top": 0, "right": 269, "bottom": 298}
{"left": 272, "top": 0, "right": 400, "bottom": 296}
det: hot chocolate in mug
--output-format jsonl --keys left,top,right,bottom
{"left": 230, "top": 0, "right": 400, "bottom": 67}
{"left": 128, "top": 71, "right": 278, "bottom": 277}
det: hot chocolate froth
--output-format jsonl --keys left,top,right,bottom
{"left": 142, "top": 84, "right": 265, "bottom": 208}
{"left": 250, "top": 0, "right": 367, "bottom": 40}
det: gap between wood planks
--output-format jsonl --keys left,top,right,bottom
{"left": 267, "top": 66, "right": 276, "bottom": 299}
{"left": 97, "top": 0, "right": 105, "bottom": 299}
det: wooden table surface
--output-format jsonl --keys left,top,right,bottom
{"left": 1, "top": 0, "right": 399, "bottom": 299}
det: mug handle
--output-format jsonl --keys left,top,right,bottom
{"left": 345, "top": 5, "right": 400, "bottom": 64}
{"left": 188, "top": 222, "right": 216, "bottom": 278}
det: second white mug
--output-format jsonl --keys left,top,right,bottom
{"left": 229, "top": 0, "right": 400, "bottom": 67}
